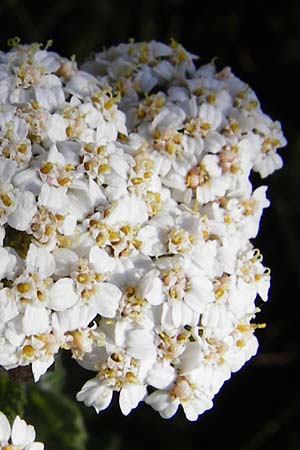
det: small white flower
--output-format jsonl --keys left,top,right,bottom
{"left": 76, "top": 377, "right": 113, "bottom": 413}
{"left": 49, "top": 278, "right": 79, "bottom": 311}
{"left": 0, "top": 412, "right": 44, "bottom": 450}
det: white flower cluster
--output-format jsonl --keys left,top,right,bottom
{"left": 0, "top": 39, "right": 286, "bottom": 421}
{"left": 0, "top": 412, "right": 44, "bottom": 450}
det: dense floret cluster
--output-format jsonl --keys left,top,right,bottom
{"left": 0, "top": 40, "right": 286, "bottom": 421}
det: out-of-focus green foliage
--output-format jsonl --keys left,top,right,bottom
{"left": 1, "top": 358, "right": 87, "bottom": 450}
{"left": 27, "top": 390, "right": 87, "bottom": 450}
{"left": 25, "top": 359, "right": 87, "bottom": 450}
{"left": 4, "top": 226, "right": 32, "bottom": 259}
{"left": 0, "top": 372, "right": 27, "bottom": 421}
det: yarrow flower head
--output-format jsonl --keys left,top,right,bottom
{"left": 0, "top": 411, "right": 44, "bottom": 450}
{"left": 0, "top": 39, "right": 286, "bottom": 421}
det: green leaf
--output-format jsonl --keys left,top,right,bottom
{"left": 26, "top": 388, "right": 87, "bottom": 450}
{"left": 0, "top": 371, "right": 27, "bottom": 422}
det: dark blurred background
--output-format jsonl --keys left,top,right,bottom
{"left": 0, "top": 0, "right": 299, "bottom": 449}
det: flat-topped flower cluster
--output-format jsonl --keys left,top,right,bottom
{"left": 0, "top": 39, "right": 286, "bottom": 421}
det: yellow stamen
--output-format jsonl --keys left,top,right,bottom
{"left": 125, "top": 372, "right": 136, "bottom": 382}
{"left": 18, "top": 143, "right": 27, "bottom": 153}
{"left": 37, "top": 290, "right": 44, "bottom": 301}
{"left": 77, "top": 273, "right": 91, "bottom": 284}
{"left": 98, "top": 164, "right": 111, "bottom": 173}
{"left": 17, "top": 283, "right": 31, "bottom": 293}
{"left": 1, "top": 193, "right": 13, "bottom": 207}
{"left": 22, "top": 344, "right": 34, "bottom": 357}
{"left": 58, "top": 176, "right": 70, "bottom": 186}
{"left": 131, "top": 177, "right": 143, "bottom": 185}
{"left": 236, "top": 339, "right": 245, "bottom": 348}
{"left": 201, "top": 122, "right": 211, "bottom": 131}
{"left": 215, "top": 286, "right": 226, "bottom": 299}
{"left": 40, "top": 162, "right": 53, "bottom": 174}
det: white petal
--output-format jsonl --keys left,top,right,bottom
{"left": 53, "top": 248, "right": 78, "bottom": 277}
{"left": 0, "top": 411, "right": 11, "bottom": 444}
{"left": 139, "top": 270, "right": 164, "bottom": 305}
{"left": 119, "top": 383, "right": 146, "bottom": 416}
{"left": 145, "top": 391, "right": 179, "bottom": 418}
{"left": 185, "top": 278, "right": 213, "bottom": 312}
{"left": 38, "top": 184, "right": 70, "bottom": 215}
{"left": 126, "top": 329, "right": 155, "bottom": 359}
{"left": 0, "top": 226, "right": 4, "bottom": 246}
{"left": 96, "top": 120, "right": 118, "bottom": 145}
{"left": 47, "top": 145, "right": 66, "bottom": 164}
{"left": 23, "top": 306, "right": 49, "bottom": 336}
{"left": 153, "top": 60, "right": 174, "bottom": 80}
{"left": 161, "top": 303, "right": 173, "bottom": 330}
{"left": 26, "top": 244, "right": 55, "bottom": 278}
{"left": 67, "top": 186, "right": 94, "bottom": 219}
{"left": 0, "top": 247, "right": 17, "bottom": 280}
{"left": 151, "top": 105, "right": 185, "bottom": 130}
{"left": 138, "top": 225, "right": 165, "bottom": 257}
{"left": 134, "top": 68, "right": 158, "bottom": 94}
{"left": 178, "top": 342, "right": 202, "bottom": 373}
{"left": 46, "top": 113, "right": 67, "bottom": 142}
{"left": 104, "top": 195, "right": 148, "bottom": 226}
{"left": 76, "top": 345, "right": 107, "bottom": 371}
{"left": 76, "top": 378, "right": 113, "bottom": 413}
{"left": 4, "top": 316, "right": 25, "bottom": 346}
{"left": 12, "top": 168, "right": 41, "bottom": 196}
{"left": 57, "top": 214, "right": 77, "bottom": 236}
{"left": 0, "top": 158, "right": 17, "bottom": 183}
{"left": 0, "top": 288, "right": 19, "bottom": 323}
{"left": 11, "top": 416, "right": 35, "bottom": 446}
{"left": 52, "top": 303, "right": 97, "bottom": 333}
{"left": 89, "top": 246, "right": 116, "bottom": 274}
{"left": 27, "top": 443, "right": 44, "bottom": 450}
{"left": 93, "top": 282, "right": 121, "bottom": 318}
{"left": 171, "top": 301, "right": 184, "bottom": 328}
{"left": 49, "top": 278, "right": 79, "bottom": 311}
{"left": 183, "top": 397, "right": 213, "bottom": 421}
{"left": 147, "top": 362, "right": 176, "bottom": 389}
{"left": 35, "top": 87, "right": 58, "bottom": 111}
{"left": 89, "top": 178, "right": 107, "bottom": 207}
{"left": 57, "top": 141, "right": 81, "bottom": 165}
{"left": 8, "top": 191, "right": 37, "bottom": 231}
{"left": 32, "top": 358, "right": 54, "bottom": 382}
{"left": 145, "top": 390, "right": 170, "bottom": 410}
{"left": 257, "top": 276, "right": 270, "bottom": 302}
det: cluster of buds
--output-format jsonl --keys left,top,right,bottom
{"left": 0, "top": 39, "right": 286, "bottom": 420}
